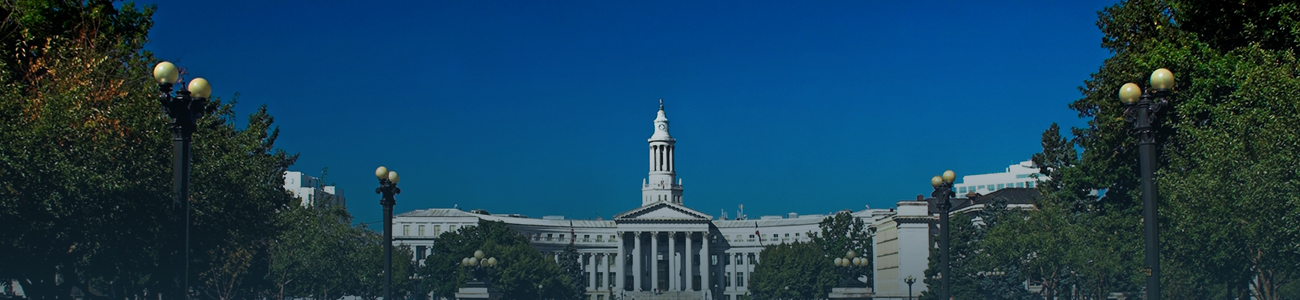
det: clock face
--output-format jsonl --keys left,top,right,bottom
{"left": 658, "top": 124, "right": 667, "bottom": 131}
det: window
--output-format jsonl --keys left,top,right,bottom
{"left": 596, "top": 235, "right": 604, "bottom": 242}
{"left": 434, "top": 225, "right": 441, "bottom": 235}
{"left": 560, "top": 235, "right": 567, "bottom": 242}
{"left": 609, "top": 273, "right": 616, "bottom": 287}
{"left": 547, "top": 234, "right": 554, "bottom": 241}
{"left": 584, "top": 234, "right": 590, "bottom": 242}
{"left": 735, "top": 254, "right": 743, "bottom": 265}
{"left": 1017, "top": 182, "right": 1025, "bottom": 188}
{"left": 959, "top": 186, "right": 966, "bottom": 193}
{"left": 596, "top": 272, "right": 603, "bottom": 288}
{"left": 403, "top": 225, "right": 410, "bottom": 236}
{"left": 1028, "top": 181, "right": 1035, "bottom": 188}
{"left": 597, "top": 296, "right": 604, "bottom": 300}
{"left": 737, "top": 272, "right": 744, "bottom": 287}
{"left": 418, "top": 225, "right": 425, "bottom": 236}
{"left": 416, "top": 246, "right": 427, "bottom": 259}
{"left": 725, "top": 273, "right": 731, "bottom": 287}
{"left": 997, "top": 183, "right": 1005, "bottom": 190}
{"left": 1016, "top": 173, "right": 1031, "bottom": 178}
{"left": 609, "top": 255, "right": 616, "bottom": 265}
{"left": 749, "top": 254, "right": 757, "bottom": 264}
{"left": 610, "top": 235, "right": 617, "bottom": 242}
{"left": 450, "top": 225, "right": 457, "bottom": 232}
{"left": 794, "top": 233, "right": 800, "bottom": 237}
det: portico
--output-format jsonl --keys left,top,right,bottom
{"left": 615, "top": 202, "right": 713, "bottom": 292}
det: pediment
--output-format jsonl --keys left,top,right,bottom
{"left": 614, "top": 202, "right": 712, "bottom": 223}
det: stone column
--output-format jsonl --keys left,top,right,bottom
{"left": 701, "top": 233, "right": 710, "bottom": 294}
{"left": 668, "top": 231, "right": 677, "bottom": 291}
{"left": 588, "top": 253, "right": 596, "bottom": 292}
{"left": 686, "top": 231, "right": 694, "bottom": 291}
{"left": 617, "top": 232, "right": 625, "bottom": 291}
{"left": 633, "top": 232, "right": 642, "bottom": 291}
{"left": 651, "top": 232, "right": 659, "bottom": 292}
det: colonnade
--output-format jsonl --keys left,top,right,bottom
{"left": 619, "top": 230, "right": 709, "bottom": 292}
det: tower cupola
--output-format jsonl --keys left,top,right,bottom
{"left": 643, "top": 99, "right": 683, "bottom": 206}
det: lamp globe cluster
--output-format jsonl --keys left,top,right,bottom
{"left": 462, "top": 250, "right": 500, "bottom": 268}
{"left": 834, "top": 250, "right": 867, "bottom": 267}
{"left": 152, "top": 61, "right": 212, "bottom": 99}
{"left": 375, "top": 166, "right": 401, "bottom": 183}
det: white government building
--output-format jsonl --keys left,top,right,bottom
{"left": 392, "top": 103, "right": 1038, "bottom": 300}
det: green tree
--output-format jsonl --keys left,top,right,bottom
{"left": 0, "top": 1, "right": 297, "bottom": 299}
{"left": 1057, "top": 0, "right": 1300, "bottom": 298}
{"left": 558, "top": 242, "right": 586, "bottom": 299}
{"left": 809, "top": 210, "right": 873, "bottom": 284}
{"left": 420, "top": 220, "right": 574, "bottom": 300}
{"left": 747, "top": 242, "right": 836, "bottom": 300}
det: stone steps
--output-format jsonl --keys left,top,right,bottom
{"left": 617, "top": 290, "right": 706, "bottom": 300}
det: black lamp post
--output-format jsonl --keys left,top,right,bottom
{"left": 904, "top": 275, "right": 915, "bottom": 300}
{"left": 929, "top": 170, "right": 956, "bottom": 300}
{"left": 1118, "top": 68, "right": 1175, "bottom": 300}
{"left": 153, "top": 61, "right": 213, "bottom": 300}
{"left": 375, "top": 166, "right": 402, "bottom": 300}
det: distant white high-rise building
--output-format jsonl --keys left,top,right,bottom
{"left": 283, "top": 171, "right": 346, "bottom": 209}
{"left": 952, "top": 160, "right": 1043, "bottom": 196}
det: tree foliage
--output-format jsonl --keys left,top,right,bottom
{"left": 420, "top": 220, "right": 576, "bottom": 300}
{"left": 265, "top": 207, "right": 415, "bottom": 300}
{"left": 0, "top": 1, "right": 298, "bottom": 299}
{"left": 749, "top": 211, "right": 871, "bottom": 299}
{"left": 747, "top": 241, "right": 836, "bottom": 299}
{"left": 809, "top": 210, "right": 873, "bottom": 283}
{"left": 559, "top": 242, "right": 586, "bottom": 299}
{"left": 970, "top": 0, "right": 1300, "bottom": 299}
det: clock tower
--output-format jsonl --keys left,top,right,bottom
{"left": 643, "top": 99, "right": 683, "bottom": 206}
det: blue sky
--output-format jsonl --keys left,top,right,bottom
{"left": 143, "top": 0, "right": 1115, "bottom": 226}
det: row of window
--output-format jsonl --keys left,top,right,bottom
{"left": 533, "top": 233, "right": 620, "bottom": 243}
{"left": 401, "top": 224, "right": 460, "bottom": 237}
{"left": 958, "top": 181, "right": 1035, "bottom": 194}
{"left": 727, "top": 232, "right": 809, "bottom": 243}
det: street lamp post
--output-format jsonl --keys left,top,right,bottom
{"left": 538, "top": 284, "right": 544, "bottom": 300}
{"left": 929, "top": 170, "right": 956, "bottom": 300}
{"left": 375, "top": 166, "right": 401, "bottom": 300}
{"left": 153, "top": 61, "right": 213, "bottom": 300}
{"left": 1118, "top": 68, "right": 1175, "bottom": 300}
{"left": 904, "top": 275, "right": 915, "bottom": 300}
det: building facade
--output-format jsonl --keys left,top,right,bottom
{"left": 284, "top": 171, "right": 347, "bottom": 209}
{"left": 394, "top": 103, "right": 946, "bottom": 300}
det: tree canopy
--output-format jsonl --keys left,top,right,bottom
{"left": 419, "top": 220, "right": 577, "bottom": 300}
{"left": 0, "top": 1, "right": 301, "bottom": 298}
{"left": 748, "top": 210, "right": 871, "bottom": 299}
